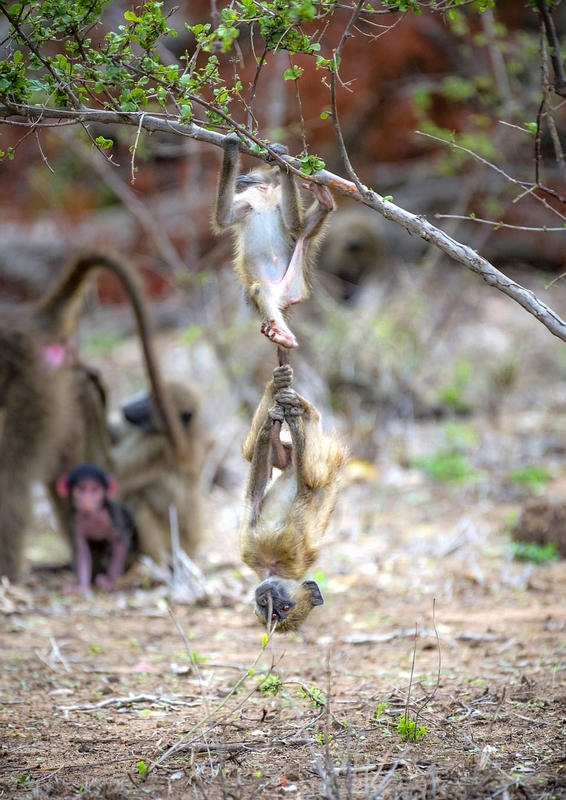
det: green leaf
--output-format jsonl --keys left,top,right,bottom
{"left": 137, "top": 760, "right": 148, "bottom": 778}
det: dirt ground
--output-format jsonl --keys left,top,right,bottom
{"left": 2, "top": 268, "right": 566, "bottom": 799}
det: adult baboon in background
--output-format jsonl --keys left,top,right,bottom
{"left": 315, "top": 208, "right": 384, "bottom": 301}
{"left": 0, "top": 252, "right": 188, "bottom": 582}
{"left": 112, "top": 382, "right": 206, "bottom": 562}
{"left": 47, "top": 360, "right": 115, "bottom": 539}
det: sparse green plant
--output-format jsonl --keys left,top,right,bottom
{"left": 298, "top": 685, "right": 326, "bottom": 708}
{"left": 437, "top": 360, "right": 473, "bottom": 413}
{"left": 511, "top": 540, "right": 559, "bottom": 563}
{"left": 83, "top": 332, "right": 124, "bottom": 356}
{"left": 412, "top": 451, "right": 477, "bottom": 484}
{"left": 258, "top": 674, "right": 283, "bottom": 696}
{"left": 137, "top": 760, "right": 148, "bottom": 778}
{"left": 373, "top": 701, "right": 390, "bottom": 721}
{"left": 412, "top": 422, "right": 480, "bottom": 484}
{"left": 396, "top": 714, "right": 427, "bottom": 742}
{"left": 510, "top": 465, "right": 551, "bottom": 493}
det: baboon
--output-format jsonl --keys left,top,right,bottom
{"left": 56, "top": 463, "right": 138, "bottom": 594}
{"left": 47, "top": 359, "right": 115, "bottom": 539}
{"left": 240, "top": 364, "right": 347, "bottom": 633}
{"left": 315, "top": 208, "right": 384, "bottom": 300}
{"left": 0, "top": 252, "right": 188, "bottom": 582}
{"left": 112, "top": 382, "right": 206, "bottom": 562}
{"left": 213, "top": 133, "right": 335, "bottom": 348}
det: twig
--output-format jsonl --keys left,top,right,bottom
{"left": 152, "top": 634, "right": 279, "bottom": 768}
{"left": 3, "top": 105, "right": 566, "bottom": 345}
{"left": 169, "top": 505, "right": 181, "bottom": 590}
{"left": 534, "top": 0, "right": 566, "bottom": 96}
{"left": 131, "top": 112, "right": 145, "bottom": 184}
{"left": 60, "top": 129, "right": 189, "bottom": 276}
{"left": 329, "top": 0, "right": 367, "bottom": 195}
{"left": 59, "top": 693, "right": 198, "bottom": 712}
{"left": 434, "top": 214, "right": 566, "bottom": 232}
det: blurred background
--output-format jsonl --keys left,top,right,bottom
{"left": 2, "top": 0, "right": 566, "bottom": 573}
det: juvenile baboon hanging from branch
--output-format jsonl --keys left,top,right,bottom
{"left": 213, "top": 133, "right": 335, "bottom": 348}
{"left": 239, "top": 363, "right": 347, "bottom": 633}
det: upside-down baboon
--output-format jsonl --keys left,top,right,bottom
{"left": 112, "top": 381, "right": 206, "bottom": 562}
{"left": 0, "top": 252, "right": 188, "bottom": 582}
{"left": 213, "top": 133, "right": 335, "bottom": 348}
{"left": 239, "top": 364, "right": 347, "bottom": 633}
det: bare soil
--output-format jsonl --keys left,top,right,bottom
{"left": 2, "top": 271, "right": 566, "bottom": 800}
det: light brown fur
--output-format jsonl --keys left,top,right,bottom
{"left": 213, "top": 133, "right": 334, "bottom": 349}
{"left": 113, "top": 382, "right": 206, "bottom": 562}
{"left": 0, "top": 252, "right": 188, "bottom": 581}
{"left": 240, "top": 365, "right": 347, "bottom": 632}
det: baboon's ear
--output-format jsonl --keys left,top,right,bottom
{"left": 302, "top": 580, "right": 324, "bottom": 606}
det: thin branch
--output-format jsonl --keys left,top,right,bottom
{"left": 538, "top": 19, "right": 566, "bottom": 183}
{"left": 3, "top": 103, "right": 566, "bottom": 346}
{"left": 62, "top": 130, "right": 189, "bottom": 276}
{"left": 534, "top": 0, "right": 566, "bottom": 97}
{"left": 247, "top": 45, "right": 268, "bottom": 132}
{"left": 435, "top": 214, "right": 566, "bottom": 233}
{"left": 329, "top": 0, "right": 367, "bottom": 194}
{"left": 2, "top": 6, "right": 83, "bottom": 110}
{"left": 417, "top": 129, "right": 566, "bottom": 212}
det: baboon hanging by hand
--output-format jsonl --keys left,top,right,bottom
{"left": 239, "top": 364, "right": 347, "bottom": 633}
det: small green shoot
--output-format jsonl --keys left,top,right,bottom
{"left": 396, "top": 714, "right": 426, "bottom": 742}
{"left": 137, "top": 760, "right": 148, "bottom": 778}
{"left": 510, "top": 465, "right": 551, "bottom": 493}
{"left": 298, "top": 153, "right": 325, "bottom": 175}
{"left": 84, "top": 332, "right": 124, "bottom": 356}
{"left": 95, "top": 135, "right": 114, "bottom": 149}
{"left": 412, "top": 452, "right": 477, "bottom": 484}
{"left": 298, "top": 685, "right": 325, "bottom": 708}
{"left": 258, "top": 674, "right": 283, "bottom": 696}
{"left": 373, "top": 700, "right": 389, "bottom": 721}
{"left": 511, "top": 540, "right": 559, "bottom": 564}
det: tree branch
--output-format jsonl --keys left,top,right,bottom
{"left": 534, "top": 0, "right": 566, "bottom": 97}
{"left": 3, "top": 102, "right": 566, "bottom": 345}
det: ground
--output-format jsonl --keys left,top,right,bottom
{"left": 1, "top": 268, "right": 566, "bottom": 799}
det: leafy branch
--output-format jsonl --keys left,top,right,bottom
{"left": 3, "top": 0, "right": 566, "bottom": 348}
